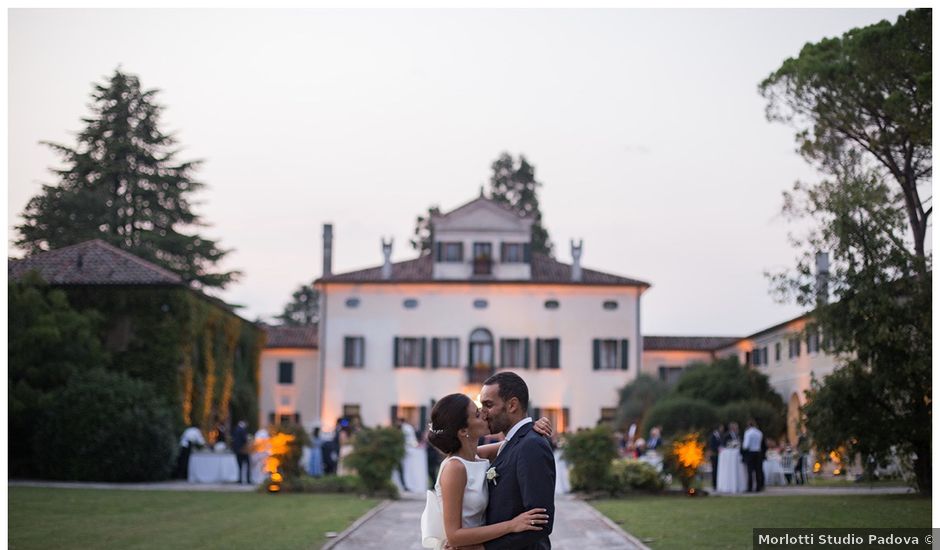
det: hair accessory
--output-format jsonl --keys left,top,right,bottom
{"left": 427, "top": 422, "right": 444, "bottom": 435}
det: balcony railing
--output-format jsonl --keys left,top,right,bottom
{"left": 472, "top": 257, "right": 493, "bottom": 275}
{"left": 467, "top": 364, "right": 495, "bottom": 384}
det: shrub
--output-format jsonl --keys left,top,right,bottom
{"left": 644, "top": 397, "right": 718, "bottom": 436}
{"left": 34, "top": 368, "right": 176, "bottom": 481}
{"left": 563, "top": 426, "right": 618, "bottom": 493}
{"left": 268, "top": 422, "right": 312, "bottom": 481}
{"left": 718, "top": 399, "right": 786, "bottom": 440}
{"left": 610, "top": 459, "right": 664, "bottom": 494}
{"left": 276, "top": 474, "right": 366, "bottom": 494}
{"left": 345, "top": 427, "right": 404, "bottom": 497}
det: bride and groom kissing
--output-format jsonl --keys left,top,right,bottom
{"left": 421, "top": 372, "right": 556, "bottom": 550}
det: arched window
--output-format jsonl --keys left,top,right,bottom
{"left": 469, "top": 328, "right": 495, "bottom": 383}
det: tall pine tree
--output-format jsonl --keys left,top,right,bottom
{"left": 15, "top": 69, "right": 238, "bottom": 288}
{"left": 489, "top": 152, "right": 553, "bottom": 257}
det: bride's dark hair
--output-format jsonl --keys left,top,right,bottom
{"left": 428, "top": 393, "right": 471, "bottom": 454}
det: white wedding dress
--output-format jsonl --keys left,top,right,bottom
{"left": 421, "top": 455, "right": 490, "bottom": 549}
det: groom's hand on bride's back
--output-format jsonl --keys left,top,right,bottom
{"left": 533, "top": 417, "right": 553, "bottom": 439}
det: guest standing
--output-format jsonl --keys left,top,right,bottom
{"left": 742, "top": 419, "right": 765, "bottom": 492}
{"left": 308, "top": 427, "right": 324, "bottom": 477}
{"left": 232, "top": 420, "right": 252, "bottom": 484}
{"left": 176, "top": 424, "right": 206, "bottom": 479}
{"left": 708, "top": 424, "right": 724, "bottom": 490}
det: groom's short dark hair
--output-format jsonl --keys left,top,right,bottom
{"left": 482, "top": 372, "right": 529, "bottom": 411}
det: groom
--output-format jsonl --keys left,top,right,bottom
{"left": 479, "top": 372, "right": 555, "bottom": 550}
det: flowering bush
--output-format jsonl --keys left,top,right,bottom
{"left": 610, "top": 459, "right": 665, "bottom": 494}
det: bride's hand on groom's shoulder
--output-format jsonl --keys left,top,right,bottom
{"left": 533, "top": 417, "right": 553, "bottom": 439}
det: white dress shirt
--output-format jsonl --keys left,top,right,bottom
{"left": 497, "top": 417, "right": 533, "bottom": 456}
{"left": 743, "top": 426, "right": 763, "bottom": 452}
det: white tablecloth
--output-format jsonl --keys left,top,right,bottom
{"left": 188, "top": 452, "right": 239, "bottom": 483}
{"left": 391, "top": 446, "right": 429, "bottom": 493}
{"left": 763, "top": 457, "right": 786, "bottom": 486}
{"left": 716, "top": 448, "right": 747, "bottom": 493}
{"left": 554, "top": 451, "right": 570, "bottom": 494}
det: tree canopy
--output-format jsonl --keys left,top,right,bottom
{"left": 762, "top": 9, "right": 932, "bottom": 493}
{"left": 275, "top": 283, "right": 319, "bottom": 326}
{"left": 15, "top": 68, "right": 238, "bottom": 289}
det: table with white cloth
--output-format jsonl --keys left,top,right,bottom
{"left": 188, "top": 451, "right": 239, "bottom": 483}
{"left": 763, "top": 456, "right": 787, "bottom": 486}
{"left": 715, "top": 448, "right": 747, "bottom": 493}
{"left": 391, "top": 445, "right": 428, "bottom": 493}
{"left": 554, "top": 450, "right": 570, "bottom": 494}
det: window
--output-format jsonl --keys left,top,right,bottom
{"left": 473, "top": 299, "right": 488, "bottom": 309}
{"left": 536, "top": 407, "right": 569, "bottom": 433}
{"left": 500, "top": 242, "right": 525, "bottom": 263}
{"left": 788, "top": 336, "right": 801, "bottom": 358}
{"left": 472, "top": 242, "right": 493, "bottom": 275}
{"left": 536, "top": 338, "right": 560, "bottom": 369}
{"left": 342, "top": 404, "right": 361, "bottom": 425}
{"left": 432, "top": 338, "right": 460, "bottom": 368}
{"left": 403, "top": 298, "right": 419, "bottom": 309}
{"left": 344, "top": 337, "right": 365, "bottom": 368}
{"left": 270, "top": 412, "right": 301, "bottom": 425}
{"left": 806, "top": 327, "right": 820, "bottom": 354}
{"left": 436, "top": 243, "right": 463, "bottom": 263}
{"left": 599, "top": 407, "right": 617, "bottom": 425}
{"left": 658, "top": 365, "right": 685, "bottom": 385}
{"left": 602, "top": 300, "right": 619, "bottom": 311}
{"left": 394, "top": 337, "right": 426, "bottom": 367}
{"left": 345, "top": 297, "right": 360, "bottom": 308}
{"left": 592, "top": 339, "right": 629, "bottom": 370}
{"left": 500, "top": 338, "right": 529, "bottom": 369}
{"left": 278, "top": 361, "right": 294, "bottom": 384}
{"left": 544, "top": 299, "right": 560, "bottom": 310}
{"left": 775, "top": 342, "right": 781, "bottom": 363}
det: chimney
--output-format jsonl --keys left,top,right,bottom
{"left": 570, "top": 239, "right": 583, "bottom": 282}
{"left": 381, "top": 237, "right": 394, "bottom": 280}
{"left": 815, "top": 251, "right": 829, "bottom": 305}
{"left": 322, "top": 224, "right": 333, "bottom": 277}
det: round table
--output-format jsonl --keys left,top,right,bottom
{"left": 715, "top": 448, "right": 747, "bottom": 493}
{"left": 188, "top": 451, "right": 239, "bottom": 483}
{"left": 763, "top": 456, "right": 786, "bottom": 486}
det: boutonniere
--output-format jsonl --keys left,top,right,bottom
{"left": 486, "top": 467, "right": 499, "bottom": 486}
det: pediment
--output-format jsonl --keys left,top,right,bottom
{"left": 434, "top": 197, "right": 531, "bottom": 233}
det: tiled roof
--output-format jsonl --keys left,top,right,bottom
{"left": 9, "top": 239, "right": 184, "bottom": 286}
{"left": 319, "top": 252, "right": 649, "bottom": 287}
{"left": 262, "top": 324, "right": 318, "bottom": 349}
{"left": 643, "top": 335, "right": 741, "bottom": 351}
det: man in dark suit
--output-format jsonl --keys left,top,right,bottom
{"left": 232, "top": 420, "right": 252, "bottom": 484}
{"left": 480, "top": 372, "right": 555, "bottom": 550}
{"left": 707, "top": 424, "right": 724, "bottom": 490}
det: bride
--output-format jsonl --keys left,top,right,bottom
{"left": 424, "top": 393, "right": 552, "bottom": 549}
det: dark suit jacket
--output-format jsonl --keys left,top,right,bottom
{"left": 484, "top": 422, "right": 555, "bottom": 550}
{"left": 708, "top": 431, "right": 722, "bottom": 454}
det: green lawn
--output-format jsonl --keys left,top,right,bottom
{"left": 593, "top": 494, "right": 931, "bottom": 550}
{"left": 9, "top": 487, "right": 379, "bottom": 550}
{"left": 808, "top": 477, "right": 907, "bottom": 488}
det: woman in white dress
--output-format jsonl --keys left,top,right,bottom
{"left": 427, "top": 393, "right": 551, "bottom": 549}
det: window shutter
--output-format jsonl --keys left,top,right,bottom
{"left": 419, "top": 406, "right": 428, "bottom": 437}
{"left": 593, "top": 339, "right": 600, "bottom": 370}
{"left": 420, "top": 337, "right": 427, "bottom": 368}
{"left": 533, "top": 407, "right": 541, "bottom": 421}
{"left": 431, "top": 338, "right": 439, "bottom": 369}
{"left": 499, "top": 338, "right": 506, "bottom": 368}
{"left": 523, "top": 338, "right": 530, "bottom": 370}
{"left": 563, "top": 408, "right": 570, "bottom": 432}
{"left": 555, "top": 339, "right": 561, "bottom": 369}
{"left": 360, "top": 337, "right": 366, "bottom": 368}
{"left": 500, "top": 243, "right": 507, "bottom": 263}
{"left": 390, "top": 405, "right": 398, "bottom": 425}
{"left": 523, "top": 243, "right": 531, "bottom": 263}
{"left": 620, "top": 339, "right": 629, "bottom": 370}
{"left": 457, "top": 243, "right": 464, "bottom": 262}
{"left": 435, "top": 242, "right": 443, "bottom": 261}
{"left": 394, "top": 337, "right": 400, "bottom": 368}
{"left": 535, "top": 338, "right": 543, "bottom": 369}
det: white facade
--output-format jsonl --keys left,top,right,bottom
{"left": 318, "top": 282, "right": 642, "bottom": 431}
{"left": 258, "top": 346, "right": 319, "bottom": 428}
